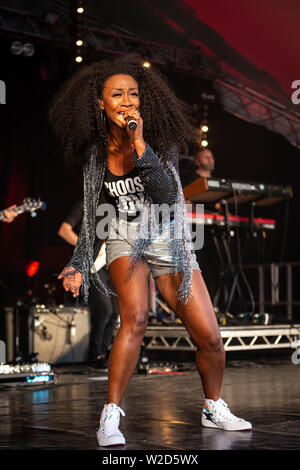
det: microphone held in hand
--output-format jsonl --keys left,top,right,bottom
{"left": 126, "top": 116, "right": 137, "bottom": 131}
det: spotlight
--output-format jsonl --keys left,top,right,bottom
{"left": 201, "top": 124, "right": 209, "bottom": 133}
{"left": 10, "top": 41, "right": 23, "bottom": 55}
{"left": 26, "top": 261, "right": 39, "bottom": 278}
{"left": 44, "top": 12, "right": 59, "bottom": 25}
{"left": 201, "top": 92, "right": 216, "bottom": 102}
{"left": 142, "top": 61, "right": 151, "bottom": 68}
{"left": 10, "top": 41, "right": 35, "bottom": 57}
{"left": 23, "top": 43, "right": 35, "bottom": 57}
{"left": 77, "top": 7, "right": 84, "bottom": 13}
{"left": 201, "top": 140, "right": 208, "bottom": 147}
{"left": 76, "top": 39, "right": 83, "bottom": 46}
{"left": 75, "top": 55, "right": 83, "bottom": 63}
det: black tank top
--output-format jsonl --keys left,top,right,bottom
{"left": 103, "top": 166, "right": 146, "bottom": 221}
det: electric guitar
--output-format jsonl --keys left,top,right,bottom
{"left": 90, "top": 243, "right": 107, "bottom": 273}
{"left": 0, "top": 197, "right": 46, "bottom": 221}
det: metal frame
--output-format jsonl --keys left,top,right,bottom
{"left": 243, "top": 262, "right": 300, "bottom": 321}
{"left": 0, "top": 5, "right": 70, "bottom": 43}
{"left": 142, "top": 324, "right": 300, "bottom": 352}
{"left": 214, "top": 79, "right": 300, "bottom": 149}
{"left": 86, "top": 26, "right": 221, "bottom": 78}
{"left": 145, "top": 261, "right": 300, "bottom": 353}
{"left": 1, "top": 2, "right": 299, "bottom": 148}
{"left": 0, "top": 4, "right": 221, "bottom": 79}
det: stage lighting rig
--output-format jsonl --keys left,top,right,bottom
{"left": 199, "top": 92, "right": 215, "bottom": 148}
{"left": 72, "top": 0, "right": 85, "bottom": 64}
{"left": 10, "top": 41, "right": 35, "bottom": 57}
{"left": 43, "top": 12, "right": 59, "bottom": 25}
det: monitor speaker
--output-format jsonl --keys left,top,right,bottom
{"left": 5, "top": 305, "right": 91, "bottom": 365}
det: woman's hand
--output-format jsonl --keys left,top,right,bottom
{"left": 58, "top": 266, "right": 82, "bottom": 297}
{"left": 123, "top": 108, "right": 146, "bottom": 157}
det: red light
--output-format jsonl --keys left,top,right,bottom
{"left": 26, "top": 261, "right": 39, "bottom": 277}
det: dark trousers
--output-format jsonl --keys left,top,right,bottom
{"left": 64, "top": 268, "right": 119, "bottom": 361}
{"left": 88, "top": 268, "right": 119, "bottom": 361}
{"left": 195, "top": 228, "right": 220, "bottom": 302}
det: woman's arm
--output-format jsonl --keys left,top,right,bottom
{"left": 122, "top": 108, "right": 178, "bottom": 206}
{"left": 132, "top": 144, "right": 178, "bottom": 205}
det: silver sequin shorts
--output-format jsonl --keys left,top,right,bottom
{"left": 105, "top": 217, "right": 200, "bottom": 279}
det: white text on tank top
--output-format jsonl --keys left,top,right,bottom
{"left": 104, "top": 173, "right": 145, "bottom": 216}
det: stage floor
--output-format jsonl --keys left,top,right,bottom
{"left": 0, "top": 357, "right": 300, "bottom": 451}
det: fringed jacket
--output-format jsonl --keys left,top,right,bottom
{"left": 66, "top": 143, "right": 194, "bottom": 304}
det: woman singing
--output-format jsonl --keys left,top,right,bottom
{"left": 49, "top": 55, "right": 251, "bottom": 447}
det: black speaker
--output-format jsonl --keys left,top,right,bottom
{"left": 5, "top": 305, "right": 91, "bottom": 364}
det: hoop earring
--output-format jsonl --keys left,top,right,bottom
{"left": 100, "top": 109, "right": 106, "bottom": 125}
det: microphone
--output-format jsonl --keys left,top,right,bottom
{"left": 126, "top": 116, "right": 137, "bottom": 131}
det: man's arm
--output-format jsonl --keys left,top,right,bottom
{"left": 2, "top": 205, "right": 18, "bottom": 223}
{"left": 58, "top": 222, "right": 78, "bottom": 246}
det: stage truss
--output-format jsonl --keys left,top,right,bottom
{"left": 1, "top": 2, "right": 300, "bottom": 149}
{"left": 142, "top": 324, "right": 300, "bottom": 352}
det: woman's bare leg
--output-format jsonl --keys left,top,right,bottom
{"left": 155, "top": 270, "right": 225, "bottom": 400}
{"left": 107, "top": 257, "right": 150, "bottom": 406}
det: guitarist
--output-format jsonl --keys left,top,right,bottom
{"left": 1, "top": 204, "right": 18, "bottom": 223}
{"left": 58, "top": 200, "right": 119, "bottom": 371}
{"left": 1, "top": 199, "right": 45, "bottom": 223}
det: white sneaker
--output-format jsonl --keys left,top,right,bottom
{"left": 96, "top": 403, "right": 126, "bottom": 446}
{"left": 202, "top": 398, "right": 252, "bottom": 431}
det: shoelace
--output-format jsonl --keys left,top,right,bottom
{"left": 215, "top": 399, "right": 242, "bottom": 422}
{"left": 205, "top": 399, "right": 242, "bottom": 423}
{"left": 101, "top": 404, "right": 125, "bottom": 436}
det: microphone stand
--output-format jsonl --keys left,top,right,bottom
{"left": 249, "top": 201, "right": 257, "bottom": 238}
{"left": 222, "top": 198, "right": 230, "bottom": 239}
{"left": 221, "top": 199, "right": 247, "bottom": 316}
{"left": 213, "top": 199, "right": 238, "bottom": 313}
{"left": 13, "top": 300, "right": 24, "bottom": 364}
